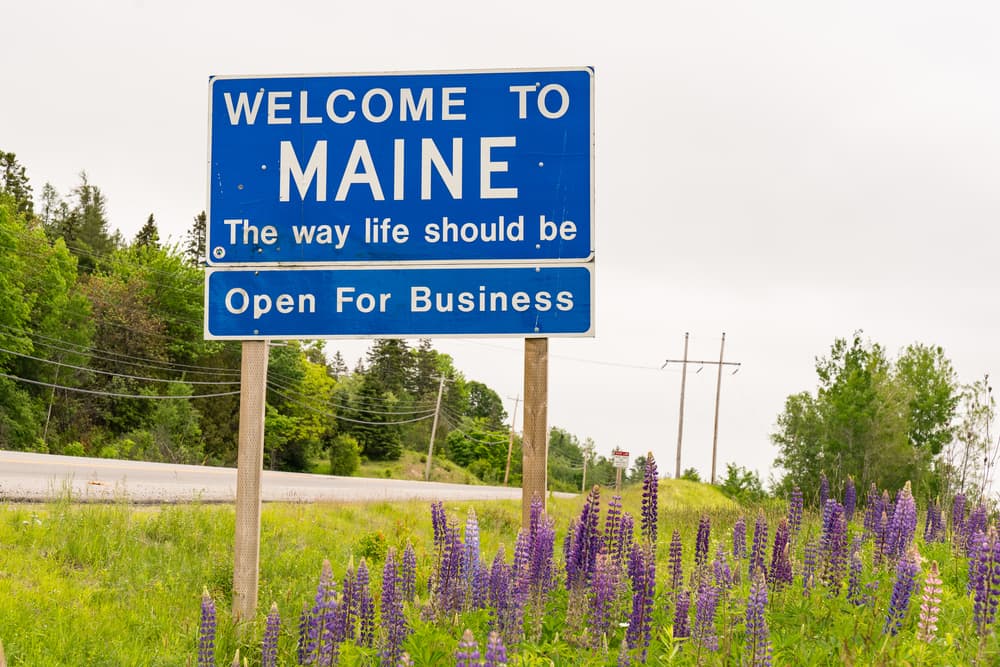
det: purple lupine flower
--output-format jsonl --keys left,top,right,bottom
{"left": 401, "top": 542, "right": 417, "bottom": 603}
{"left": 616, "top": 513, "right": 634, "bottom": 567}
{"left": 434, "top": 516, "right": 466, "bottom": 615}
{"left": 472, "top": 558, "right": 490, "bottom": 610}
{"left": 768, "top": 519, "right": 792, "bottom": 590}
{"left": 802, "top": 538, "right": 818, "bottom": 595}
{"left": 863, "top": 482, "right": 880, "bottom": 540}
{"left": 968, "top": 529, "right": 987, "bottom": 594}
{"left": 301, "top": 559, "right": 338, "bottom": 665}
{"left": 951, "top": 493, "right": 967, "bottom": 543}
{"left": 566, "top": 486, "right": 602, "bottom": 590}
{"left": 396, "top": 653, "right": 414, "bottom": 667}
{"left": 617, "top": 637, "right": 631, "bottom": 667}
{"left": 966, "top": 504, "right": 988, "bottom": 555}
{"left": 973, "top": 531, "right": 1000, "bottom": 635}
{"left": 917, "top": 561, "right": 942, "bottom": 643}
{"left": 695, "top": 515, "right": 711, "bottom": 569}
{"left": 672, "top": 589, "right": 691, "bottom": 639}
{"left": 844, "top": 477, "right": 856, "bottom": 522}
{"left": 298, "top": 602, "right": 311, "bottom": 665}
{"left": 821, "top": 500, "right": 847, "bottom": 595}
{"left": 626, "top": 543, "right": 656, "bottom": 661}
{"left": 380, "top": 549, "right": 408, "bottom": 667}
{"left": 604, "top": 494, "right": 623, "bottom": 556}
{"left": 589, "top": 552, "right": 618, "bottom": 647}
{"left": 488, "top": 545, "right": 521, "bottom": 643}
{"left": 431, "top": 501, "right": 447, "bottom": 551}
{"left": 357, "top": 559, "right": 375, "bottom": 648}
{"left": 693, "top": 583, "right": 720, "bottom": 651}
{"left": 745, "top": 571, "right": 772, "bottom": 667}
{"left": 527, "top": 511, "right": 556, "bottom": 606}
{"left": 885, "top": 482, "right": 917, "bottom": 561}
{"left": 924, "top": 499, "right": 942, "bottom": 543}
{"left": 749, "top": 512, "right": 768, "bottom": 580}
{"left": 483, "top": 631, "right": 507, "bottom": 667}
{"left": 464, "top": 508, "right": 481, "bottom": 586}
{"left": 846, "top": 549, "right": 864, "bottom": 606}
{"left": 260, "top": 602, "right": 280, "bottom": 667}
{"left": 641, "top": 452, "right": 659, "bottom": 545}
{"left": 668, "top": 529, "right": 684, "bottom": 596}
{"left": 198, "top": 587, "right": 216, "bottom": 667}
{"left": 819, "top": 472, "right": 829, "bottom": 509}
{"left": 455, "top": 628, "right": 481, "bottom": 667}
{"left": 713, "top": 543, "right": 733, "bottom": 591}
{"left": 339, "top": 560, "right": 358, "bottom": 641}
{"left": 787, "top": 488, "right": 803, "bottom": 537}
{"left": 874, "top": 509, "right": 890, "bottom": 566}
{"left": 882, "top": 490, "right": 895, "bottom": 528}
{"left": 733, "top": 516, "right": 747, "bottom": 559}
{"left": 512, "top": 528, "right": 532, "bottom": 592}
{"left": 528, "top": 495, "right": 544, "bottom": 540}
{"left": 884, "top": 548, "right": 919, "bottom": 635}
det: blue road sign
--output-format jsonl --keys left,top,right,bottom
{"left": 205, "top": 265, "right": 593, "bottom": 339}
{"left": 207, "top": 68, "right": 593, "bottom": 265}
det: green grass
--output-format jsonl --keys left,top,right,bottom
{"left": 2, "top": 480, "right": 992, "bottom": 665}
{"left": 310, "top": 449, "right": 485, "bottom": 485}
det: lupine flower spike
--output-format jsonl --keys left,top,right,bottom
{"left": 198, "top": 587, "right": 216, "bottom": 667}
{"left": 484, "top": 631, "right": 508, "bottom": 667}
{"left": 843, "top": 476, "right": 856, "bottom": 522}
{"left": 261, "top": 602, "right": 280, "bottom": 667}
{"left": 884, "top": 547, "right": 920, "bottom": 635}
{"left": 917, "top": 561, "right": 942, "bottom": 643}
{"left": 641, "top": 453, "right": 658, "bottom": 545}
{"left": 745, "top": 571, "right": 772, "bottom": 667}
{"left": 456, "top": 628, "right": 481, "bottom": 667}
{"left": 787, "top": 488, "right": 803, "bottom": 537}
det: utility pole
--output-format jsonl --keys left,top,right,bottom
{"left": 675, "top": 333, "right": 689, "bottom": 480}
{"left": 503, "top": 394, "right": 521, "bottom": 486}
{"left": 711, "top": 333, "right": 726, "bottom": 484}
{"left": 425, "top": 374, "right": 446, "bottom": 482}
{"left": 662, "top": 333, "right": 741, "bottom": 482}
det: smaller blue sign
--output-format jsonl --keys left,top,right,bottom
{"left": 205, "top": 265, "right": 593, "bottom": 339}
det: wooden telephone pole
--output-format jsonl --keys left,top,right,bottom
{"left": 663, "top": 333, "right": 741, "bottom": 483}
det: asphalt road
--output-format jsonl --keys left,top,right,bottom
{"left": 0, "top": 450, "right": 562, "bottom": 504}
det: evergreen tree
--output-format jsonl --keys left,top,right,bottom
{"left": 329, "top": 350, "right": 349, "bottom": 379}
{"left": 0, "top": 151, "right": 34, "bottom": 218}
{"left": 366, "top": 339, "right": 414, "bottom": 397}
{"left": 347, "top": 376, "right": 403, "bottom": 460}
{"left": 184, "top": 211, "right": 206, "bottom": 265}
{"left": 134, "top": 213, "right": 160, "bottom": 248}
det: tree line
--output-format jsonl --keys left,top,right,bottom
{"left": 0, "top": 150, "right": 625, "bottom": 491}
{"left": 771, "top": 331, "right": 995, "bottom": 506}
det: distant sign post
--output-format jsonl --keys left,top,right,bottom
{"left": 207, "top": 68, "right": 594, "bottom": 621}
{"left": 613, "top": 449, "right": 630, "bottom": 492}
{"left": 612, "top": 449, "right": 630, "bottom": 469}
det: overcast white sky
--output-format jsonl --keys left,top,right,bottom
{"left": 4, "top": 1, "right": 999, "bottom": 486}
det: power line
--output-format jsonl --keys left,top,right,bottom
{"left": 0, "top": 345, "right": 240, "bottom": 386}
{"left": 266, "top": 376, "right": 437, "bottom": 416}
{"left": 0, "top": 371, "right": 240, "bottom": 399}
{"left": 0, "top": 324, "right": 241, "bottom": 376}
{"left": 266, "top": 385, "right": 437, "bottom": 426}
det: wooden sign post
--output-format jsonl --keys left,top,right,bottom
{"left": 521, "top": 338, "right": 549, "bottom": 527}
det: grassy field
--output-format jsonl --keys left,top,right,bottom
{"left": 309, "top": 450, "right": 486, "bottom": 485}
{"left": 0, "top": 480, "right": 678, "bottom": 665}
{"left": 1, "top": 478, "right": 993, "bottom": 666}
